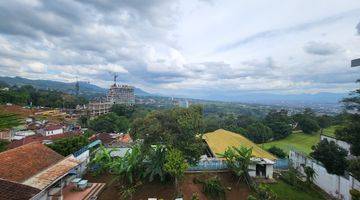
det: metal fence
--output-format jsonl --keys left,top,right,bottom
{"left": 187, "top": 160, "right": 229, "bottom": 171}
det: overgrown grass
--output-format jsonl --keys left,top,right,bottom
{"left": 261, "top": 126, "right": 338, "bottom": 155}
{"left": 268, "top": 180, "right": 325, "bottom": 200}
{"left": 0, "top": 113, "right": 21, "bottom": 131}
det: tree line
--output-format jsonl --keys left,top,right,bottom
{"left": 0, "top": 83, "right": 87, "bottom": 108}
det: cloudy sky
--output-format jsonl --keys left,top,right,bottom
{"left": 0, "top": 0, "right": 359, "bottom": 98}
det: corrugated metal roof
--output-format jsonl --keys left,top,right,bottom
{"left": 23, "top": 155, "right": 80, "bottom": 190}
{"left": 203, "top": 129, "right": 277, "bottom": 161}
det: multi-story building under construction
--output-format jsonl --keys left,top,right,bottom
{"left": 88, "top": 78, "right": 135, "bottom": 116}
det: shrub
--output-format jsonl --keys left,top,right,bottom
{"left": 350, "top": 189, "right": 360, "bottom": 200}
{"left": 197, "top": 176, "right": 226, "bottom": 200}
{"left": 267, "top": 146, "right": 287, "bottom": 158}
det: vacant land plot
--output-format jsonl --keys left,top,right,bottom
{"left": 261, "top": 126, "right": 338, "bottom": 155}
{"left": 85, "top": 172, "right": 250, "bottom": 200}
{"left": 268, "top": 180, "right": 325, "bottom": 200}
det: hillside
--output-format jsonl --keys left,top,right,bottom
{"left": 0, "top": 76, "right": 151, "bottom": 98}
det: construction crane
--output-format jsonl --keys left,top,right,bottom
{"left": 75, "top": 76, "right": 80, "bottom": 96}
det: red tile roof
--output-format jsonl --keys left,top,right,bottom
{"left": 0, "top": 142, "right": 64, "bottom": 182}
{"left": 23, "top": 155, "right": 80, "bottom": 190}
{"left": 7, "top": 132, "right": 81, "bottom": 149}
{"left": 44, "top": 124, "right": 63, "bottom": 131}
{"left": 0, "top": 178, "right": 41, "bottom": 200}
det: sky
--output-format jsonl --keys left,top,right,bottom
{"left": 0, "top": 0, "right": 359, "bottom": 99}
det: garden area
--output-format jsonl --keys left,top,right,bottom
{"left": 85, "top": 172, "right": 251, "bottom": 200}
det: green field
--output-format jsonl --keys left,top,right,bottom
{"left": 268, "top": 180, "right": 325, "bottom": 200}
{"left": 261, "top": 126, "right": 338, "bottom": 155}
{"left": 0, "top": 113, "right": 21, "bottom": 131}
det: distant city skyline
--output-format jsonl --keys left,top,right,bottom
{"left": 0, "top": 0, "right": 359, "bottom": 100}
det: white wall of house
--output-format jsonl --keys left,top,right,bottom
{"left": 44, "top": 128, "right": 63, "bottom": 136}
{"left": 266, "top": 164, "right": 274, "bottom": 179}
{"left": 74, "top": 150, "right": 90, "bottom": 175}
{"left": 290, "top": 150, "right": 360, "bottom": 200}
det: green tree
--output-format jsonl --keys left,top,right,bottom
{"left": 111, "top": 144, "right": 144, "bottom": 184}
{"left": 89, "top": 145, "right": 113, "bottom": 176}
{"left": 143, "top": 145, "right": 167, "bottom": 182}
{"left": 246, "top": 122, "right": 273, "bottom": 143}
{"left": 218, "top": 146, "right": 255, "bottom": 188}
{"left": 89, "top": 113, "right": 129, "bottom": 133}
{"left": 267, "top": 146, "right": 287, "bottom": 158}
{"left": 310, "top": 139, "right": 348, "bottom": 176}
{"left": 130, "top": 105, "right": 204, "bottom": 164}
{"left": 0, "top": 140, "right": 9, "bottom": 152}
{"left": 348, "top": 159, "right": 360, "bottom": 181}
{"left": 265, "top": 110, "right": 292, "bottom": 139}
{"left": 317, "top": 115, "right": 332, "bottom": 134}
{"left": 164, "top": 148, "right": 189, "bottom": 196}
{"left": 47, "top": 135, "right": 89, "bottom": 156}
{"left": 304, "top": 166, "right": 317, "bottom": 186}
{"left": 111, "top": 104, "right": 135, "bottom": 118}
{"left": 298, "top": 118, "right": 320, "bottom": 134}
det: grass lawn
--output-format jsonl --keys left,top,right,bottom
{"left": 261, "top": 126, "right": 338, "bottom": 155}
{"left": 321, "top": 125, "right": 342, "bottom": 137}
{"left": 268, "top": 180, "right": 325, "bottom": 200}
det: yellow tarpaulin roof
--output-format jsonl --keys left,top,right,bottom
{"left": 203, "top": 129, "right": 277, "bottom": 160}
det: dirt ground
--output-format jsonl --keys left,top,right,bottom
{"left": 85, "top": 171, "right": 250, "bottom": 200}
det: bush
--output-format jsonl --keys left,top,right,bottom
{"left": 350, "top": 189, "right": 360, "bottom": 200}
{"left": 267, "top": 146, "right": 287, "bottom": 158}
{"left": 197, "top": 176, "right": 225, "bottom": 200}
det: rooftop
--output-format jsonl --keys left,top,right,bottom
{"left": 203, "top": 129, "right": 277, "bottom": 161}
{"left": 7, "top": 132, "right": 81, "bottom": 149}
{"left": 0, "top": 142, "right": 64, "bottom": 182}
{"left": 23, "top": 155, "right": 80, "bottom": 190}
{"left": 0, "top": 178, "right": 41, "bottom": 200}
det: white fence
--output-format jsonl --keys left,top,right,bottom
{"left": 290, "top": 150, "right": 360, "bottom": 200}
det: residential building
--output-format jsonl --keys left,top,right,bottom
{"left": 202, "top": 129, "right": 276, "bottom": 179}
{"left": 0, "top": 130, "right": 10, "bottom": 141}
{"left": 0, "top": 142, "right": 105, "bottom": 199}
{"left": 0, "top": 178, "right": 41, "bottom": 200}
{"left": 39, "top": 124, "right": 64, "bottom": 136}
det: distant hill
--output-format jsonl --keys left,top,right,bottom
{"left": 0, "top": 76, "right": 151, "bottom": 98}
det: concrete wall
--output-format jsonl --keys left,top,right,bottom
{"left": 290, "top": 150, "right": 360, "bottom": 200}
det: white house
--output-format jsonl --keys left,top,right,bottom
{"left": 202, "top": 129, "right": 277, "bottom": 179}
{"left": 40, "top": 124, "right": 64, "bottom": 136}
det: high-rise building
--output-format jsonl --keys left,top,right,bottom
{"left": 88, "top": 76, "right": 135, "bottom": 116}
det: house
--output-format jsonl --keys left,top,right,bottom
{"left": 0, "top": 130, "right": 10, "bottom": 141}
{"left": 203, "top": 129, "right": 277, "bottom": 179}
{"left": 11, "top": 130, "right": 36, "bottom": 140}
{"left": 91, "top": 133, "right": 133, "bottom": 158}
{"left": 0, "top": 142, "right": 105, "bottom": 199}
{"left": 0, "top": 178, "right": 41, "bottom": 200}
{"left": 40, "top": 124, "right": 64, "bottom": 136}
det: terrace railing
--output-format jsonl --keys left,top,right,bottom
{"left": 187, "top": 159, "right": 229, "bottom": 171}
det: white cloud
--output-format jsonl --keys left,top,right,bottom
{"left": 0, "top": 0, "right": 359, "bottom": 99}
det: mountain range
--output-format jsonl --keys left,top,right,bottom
{"left": 0, "top": 76, "right": 151, "bottom": 97}
{"left": 0, "top": 76, "right": 348, "bottom": 106}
